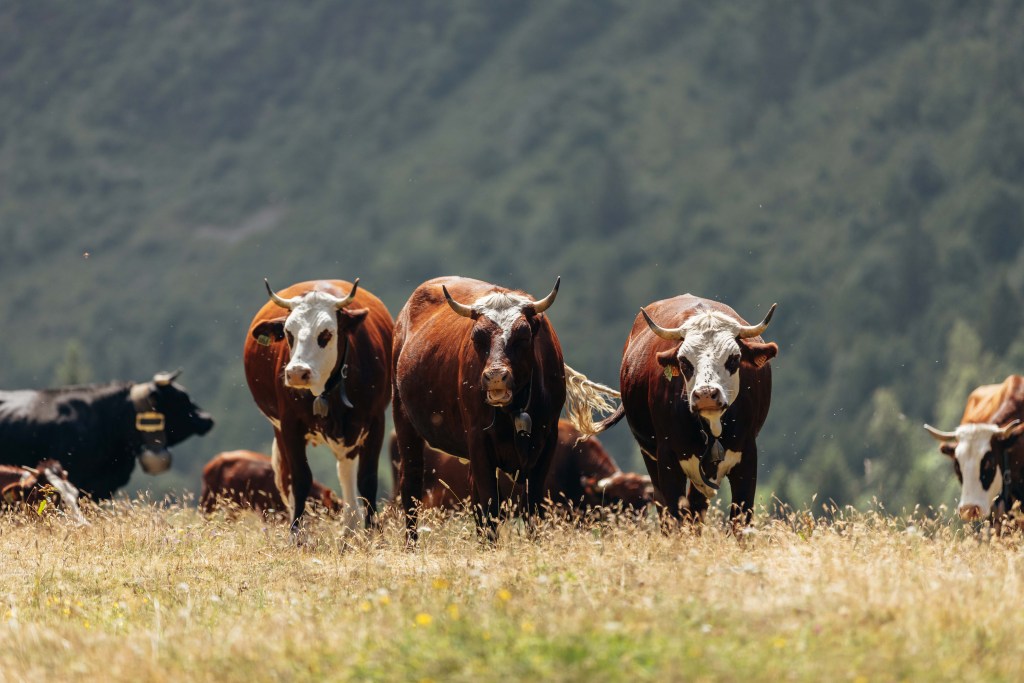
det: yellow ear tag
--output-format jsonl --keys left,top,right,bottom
{"left": 257, "top": 334, "right": 272, "bottom": 346}
{"left": 664, "top": 365, "right": 678, "bottom": 382}
{"left": 37, "top": 499, "right": 48, "bottom": 515}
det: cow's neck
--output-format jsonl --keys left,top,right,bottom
{"left": 313, "top": 334, "right": 352, "bottom": 418}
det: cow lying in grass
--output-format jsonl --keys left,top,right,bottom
{"left": 200, "top": 450, "right": 341, "bottom": 517}
{"left": 390, "top": 420, "right": 654, "bottom": 513}
{"left": 0, "top": 459, "right": 88, "bottom": 524}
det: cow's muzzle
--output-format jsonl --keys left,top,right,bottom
{"left": 139, "top": 449, "right": 173, "bottom": 474}
{"left": 958, "top": 503, "right": 984, "bottom": 522}
{"left": 284, "top": 363, "right": 314, "bottom": 389}
{"left": 482, "top": 367, "right": 513, "bottom": 407}
{"left": 690, "top": 386, "right": 726, "bottom": 414}
{"left": 193, "top": 413, "right": 215, "bottom": 435}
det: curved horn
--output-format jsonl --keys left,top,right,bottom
{"left": 640, "top": 307, "right": 685, "bottom": 341}
{"left": 530, "top": 276, "right": 561, "bottom": 314}
{"left": 264, "top": 279, "right": 296, "bottom": 311}
{"left": 998, "top": 419, "right": 1022, "bottom": 439}
{"left": 737, "top": 303, "right": 778, "bottom": 339}
{"left": 923, "top": 424, "right": 958, "bottom": 442}
{"left": 334, "top": 278, "right": 360, "bottom": 310}
{"left": 153, "top": 368, "right": 182, "bottom": 386}
{"left": 21, "top": 466, "right": 39, "bottom": 475}
{"left": 442, "top": 285, "right": 474, "bottom": 318}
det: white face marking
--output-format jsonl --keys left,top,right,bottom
{"left": 471, "top": 292, "right": 532, "bottom": 343}
{"left": 675, "top": 310, "right": 744, "bottom": 416}
{"left": 951, "top": 424, "right": 1005, "bottom": 517}
{"left": 282, "top": 291, "right": 344, "bottom": 396}
{"left": 715, "top": 450, "right": 742, "bottom": 485}
{"left": 679, "top": 456, "right": 717, "bottom": 498}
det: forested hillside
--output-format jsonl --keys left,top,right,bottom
{"left": 2, "top": 1, "right": 1022, "bottom": 509}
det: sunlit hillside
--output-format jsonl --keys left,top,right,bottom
{"left": 2, "top": 1, "right": 1022, "bottom": 508}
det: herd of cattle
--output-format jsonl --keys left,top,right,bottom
{"left": 1, "top": 275, "right": 1021, "bottom": 536}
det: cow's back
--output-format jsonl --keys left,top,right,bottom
{"left": 962, "top": 376, "right": 1024, "bottom": 426}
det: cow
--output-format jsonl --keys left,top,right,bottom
{"left": 243, "top": 278, "right": 392, "bottom": 533}
{"left": 388, "top": 420, "right": 654, "bottom": 512}
{"left": 602, "top": 295, "right": 778, "bottom": 526}
{"left": 0, "top": 371, "right": 214, "bottom": 498}
{"left": 0, "top": 459, "right": 87, "bottom": 524}
{"left": 392, "top": 276, "right": 618, "bottom": 542}
{"left": 924, "top": 375, "right": 1024, "bottom": 524}
{"left": 199, "top": 450, "right": 341, "bottom": 516}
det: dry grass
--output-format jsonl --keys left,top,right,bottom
{"left": 2, "top": 500, "right": 1023, "bottom": 683}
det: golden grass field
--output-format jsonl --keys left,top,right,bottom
{"left": 2, "top": 500, "right": 1023, "bottom": 683}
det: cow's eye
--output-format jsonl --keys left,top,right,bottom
{"left": 318, "top": 330, "right": 333, "bottom": 348}
{"left": 725, "top": 354, "right": 741, "bottom": 375}
{"left": 285, "top": 331, "right": 295, "bottom": 347}
{"left": 679, "top": 357, "right": 695, "bottom": 380}
{"left": 472, "top": 327, "right": 490, "bottom": 349}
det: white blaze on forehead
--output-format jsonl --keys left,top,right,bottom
{"left": 283, "top": 290, "right": 343, "bottom": 396}
{"left": 953, "top": 424, "right": 1005, "bottom": 516}
{"left": 472, "top": 292, "right": 532, "bottom": 342}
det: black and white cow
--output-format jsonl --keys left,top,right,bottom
{"left": 0, "top": 370, "right": 214, "bottom": 498}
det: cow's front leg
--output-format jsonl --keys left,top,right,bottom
{"left": 356, "top": 416, "right": 385, "bottom": 530}
{"left": 393, "top": 394, "right": 425, "bottom": 545}
{"left": 655, "top": 442, "right": 691, "bottom": 531}
{"left": 469, "top": 443, "right": 501, "bottom": 545}
{"left": 274, "top": 423, "right": 312, "bottom": 537}
{"left": 726, "top": 446, "right": 757, "bottom": 529}
{"left": 522, "top": 430, "right": 557, "bottom": 533}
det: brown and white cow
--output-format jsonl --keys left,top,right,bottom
{"left": 388, "top": 420, "right": 654, "bottom": 512}
{"left": 924, "top": 375, "right": 1024, "bottom": 522}
{"left": 604, "top": 295, "right": 777, "bottom": 525}
{"left": 0, "top": 459, "right": 87, "bottom": 524}
{"left": 243, "top": 279, "right": 393, "bottom": 532}
{"left": 392, "top": 276, "right": 617, "bottom": 541}
{"left": 199, "top": 450, "right": 341, "bottom": 516}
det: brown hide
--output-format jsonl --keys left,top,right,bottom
{"left": 619, "top": 295, "right": 776, "bottom": 523}
{"left": 200, "top": 450, "right": 340, "bottom": 515}
{"left": 960, "top": 377, "right": 1024, "bottom": 426}
{"left": 243, "top": 280, "right": 393, "bottom": 529}
{"left": 389, "top": 420, "right": 652, "bottom": 511}
{"left": 392, "top": 276, "right": 567, "bottom": 540}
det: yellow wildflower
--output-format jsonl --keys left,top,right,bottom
{"left": 415, "top": 613, "right": 433, "bottom": 627}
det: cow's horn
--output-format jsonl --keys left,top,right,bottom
{"left": 442, "top": 285, "right": 475, "bottom": 318}
{"left": 530, "top": 276, "right": 560, "bottom": 313}
{"left": 334, "top": 278, "right": 360, "bottom": 310}
{"left": 153, "top": 369, "right": 182, "bottom": 386}
{"left": 737, "top": 303, "right": 778, "bottom": 339}
{"left": 923, "top": 424, "right": 958, "bottom": 442}
{"left": 998, "top": 420, "right": 1022, "bottom": 439}
{"left": 21, "top": 466, "right": 39, "bottom": 475}
{"left": 641, "top": 308, "right": 684, "bottom": 341}
{"left": 265, "top": 279, "right": 297, "bottom": 311}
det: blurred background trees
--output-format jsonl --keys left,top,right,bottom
{"left": 2, "top": 0, "right": 1022, "bottom": 512}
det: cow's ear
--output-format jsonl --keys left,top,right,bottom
{"left": 740, "top": 341, "right": 778, "bottom": 368}
{"left": 656, "top": 348, "right": 679, "bottom": 367}
{"left": 339, "top": 307, "right": 369, "bottom": 330}
{"left": 251, "top": 318, "right": 287, "bottom": 343}
{"left": 996, "top": 422, "right": 1024, "bottom": 447}
{"left": 939, "top": 443, "right": 956, "bottom": 457}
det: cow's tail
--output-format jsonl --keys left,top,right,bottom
{"left": 563, "top": 363, "right": 621, "bottom": 439}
